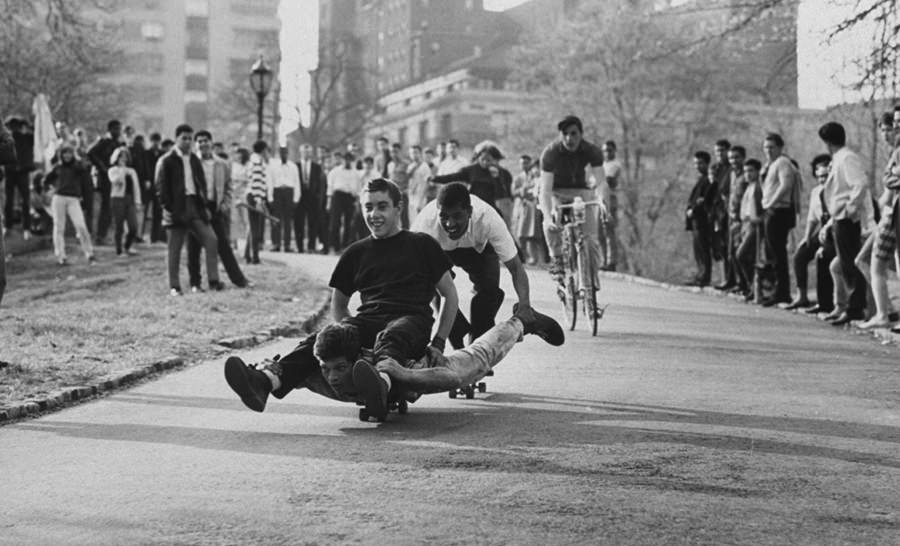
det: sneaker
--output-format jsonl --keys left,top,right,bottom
{"left": 22, "top": 231, "right": 31, "bottom": 241}
{"left": 169, "top": 287, "right": 184, "bottom": 297}
{"left": 352, "top": 360, "right": 389, "bottom": 421}
{"left": 209, "top": 280, "right": 226, "bottom": 291}
{"left": 126, "top": 248, "right": 139, "bottom": 256}
{"left": 190, "top": 285, "right": 205, "bottom": 294}
{"left": 224, "top": 356, "right": 273, "bottom": 412}
{"left": 513, "top": 303, "right": 565, "bottom": 346}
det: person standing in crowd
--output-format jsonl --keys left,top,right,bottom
{"left": 108, "top": 147, "right": 142, "bottom": 258}
{"left": 437, "top": 139, "right": 467, "bottom": 176}
{"left": 43, "top": 145, "right": 95, "bottom": 265}
{"left": 759, "top": 133, "right": 800, "bottom": 306}
{"left": 374, "top": 136, "right": 391, "bottom": 177}
{"left": 213, "top": 141, "right": 228, "bottom": 160}
{"left": 156, "top": 124, "right": 222, "bottom": 295}
{"left": 710, "top": 140, "right": 734, "bottom": 289}
{"left": 492, "top": 160, "right": 515, "bottom": 231}
{"left": 0, "top": 119, "right": 15, "bottom": 305}
{"left": 295, "top": 143, "right": 325, "bottom": 253}
{"left": 685, "top": 151, "right": 716, "bottom": 287}
{"left": 87, "top": 119, "right": 123, "bottom": 245}
{"left": 600, "top": 140, "right": 623, "bottom": 271}
{"left": 3, "top": 116, "right": 35, "bottom": 239}
{"left": 735, "top": 158, "right": 763, "bottom": 298}
{"left": 387, "top": 142, "right": 411, "bottom": 228}
{"left": 245, "top": 140, "right": 270, "bottom": 265}
{"left": 327, "top": 151, "right": 362, "bottom": 253}
{"left": 512, "top": 155, "right": 543, "bottom": 264}
{"left": 146, "top": 133, "right": 166, "bottom": 244}
{"left": 725, "top": 145, "right": 749, "bottom": 293}
{"left": 406, "top": 144, "right": 433, "bottom": 223}
{"left": 818, "top": 122, "right": 871, "bottom": 325}
{"left": 352, "top": 155, "right": 378, "bottom": 241}
{"left": 787, "top": 154, "right": 834, "bottom": 312}
{"left": 429, "top": 142, "right": 505, "bottom": 210}
{"left": 266, "top": 146, "right": 300, "bottom": 252}
{"left": 187, "top": 130, "right": 248, "bottom": 291}
{"left": 129, "top": 134, "right": 151, "bottom": 243}
{"left": 230, "top": 147, "right": 251, "bottom": 251}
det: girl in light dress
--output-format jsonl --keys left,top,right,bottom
{"left": 107, "top": 147, "right": 142, "bottom": 257}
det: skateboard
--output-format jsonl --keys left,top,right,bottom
{"left": 448, "top": 381, "right": 487, "bottom": 399}
{"left": 356, "top": 397, "right": 409, "bottom": 422}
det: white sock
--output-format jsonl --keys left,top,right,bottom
{"left": 379, "top": 371, "right": 392, "bottom": 391}
{"left": 263, "top": 370, "right": 281, "bottom": 391}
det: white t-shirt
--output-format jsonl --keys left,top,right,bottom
{"left": 437, "top": 156, "right": 468, "bottom": 176}
{"left": 411, "top": 195, "right": 518, "bottom": 262}
{"left": 603, "top": 158, "right": 623, "bottom": 188}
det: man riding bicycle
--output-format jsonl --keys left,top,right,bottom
{"left": 538, "top": 115, "right": 609, "bottom": 287}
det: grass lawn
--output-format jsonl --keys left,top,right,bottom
{"left": 0, "top": 243, "right": 327, "bottom": 408}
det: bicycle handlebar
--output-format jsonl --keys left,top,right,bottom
{"left": 555, "top": 200, "right": 605, "bottom": 210}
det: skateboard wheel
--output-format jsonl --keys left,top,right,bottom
{"left": 477, "top": 382, "right": 486, "bottom": 393}
{"left": 465, "top": 385, "right": 475, "bottom": 399}
{"left": 358, "top": 408, "right": 369, "bottom": 422}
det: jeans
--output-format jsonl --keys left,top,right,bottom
{"left": 188, "top": 209, "right": 247, "bottom": 288}
{"left": 51, "top": 194, "right": 93, "bottom": 261}
{"left": 763, "top": 207, "right": 794, "bottom": 301}
{"left": 294, "top": 195, "right": 320, "bottom": 252}
{"left": 445, "top": 246, "right": 505, "bottom": 348}
{"left": 166, "top": 196, "right": 219, "bottom": 290}
{"left": 270, "top": 187, "right": 295, "bottom": 250}
{"left": 111, "top": 197, "right": 138, "bottom": 255}
{"left": 95, "top": 177, "right": 112, "bottom": 241}
{"left": 245, "top": 205, "right": 265, "bottom": 263}
{"left": 735, "top": 221, "right": 758, "bottom": 290}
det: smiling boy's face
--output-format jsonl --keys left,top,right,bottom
{"left": 362, "top": 190, "right": 402, "bottom": 239}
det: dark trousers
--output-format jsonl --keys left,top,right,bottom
{"left": 149, "top": 191, "right": 165, "bottom": 242}
{"left": 4, "top": 169, "right": 30, "bottom": 230}
{"left": 95, "top": 179, "right": 112, "bottom": 241}
{"left": 245, "top": 207, "right": 265, "bottom": 263}
{"left": 188, "top": 209, "right": 247, "bottom": 287}
{"left": 329, "top": 190, "right": 356, "bottom": 251}
{"left": 111, "top": 197, "right": 138, "bottom": 255}
{"left": 445, "top": 246, "right": 505, "bottom": 348}
{"left": 690, "top": 214, "right": 712, "bottom": 284}
{"left": 166, "top": 197, "right": 219, "bottom": 290}
{"left": 294, "top": 195, "right": 320, "bottom": 252}
{"left": 272, "top": 313, "right": 433, "bottom": 398}
{"left": 728, "top": 221, "right": 744, "bottom": 289}
{"left": 792, "top": 235, "right": 833, "bottom": 308}
{"left": 833, "top": 218, "right": 867, "bottom": 315}
{"left": 270, "top": 187, "right": 295, "bottom": 250}
{"left": 763, "top": 207, "right": 793, "bottom": 301}
{"left": 721, "top": 215, "right": 738, "bottom": 285}
{"left": 736, "top": 222, "right": 758, "bottom": 290}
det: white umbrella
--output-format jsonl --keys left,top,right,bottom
{"left": 32, "top": 93, "right": 57, "bottom": 171}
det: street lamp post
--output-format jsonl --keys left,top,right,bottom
{"left": 249, "top": 55, "right": 274, "bottom": 142}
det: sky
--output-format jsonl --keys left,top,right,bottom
{"left": 277, "top": 0, "right": 873, "bottom": 142}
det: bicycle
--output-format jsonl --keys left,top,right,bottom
{"left": 552, "top": 196, "right": 606, "bottom": 336}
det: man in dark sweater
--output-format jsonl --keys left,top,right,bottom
{"left": 685, "top": 150, "right": 717, "bottom": 287}
{"left": 87, "top": 119, "right": 123, "bottom": 245}
{"left": 4, "top": 117, "right": 35, "bottom": 237}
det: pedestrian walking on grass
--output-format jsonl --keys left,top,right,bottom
{"left": 44, "top": 145, "right": 94, "bottom": 265}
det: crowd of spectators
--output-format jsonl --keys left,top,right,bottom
{"left": 686, "top": 107, "right": 900, "bottom": 331}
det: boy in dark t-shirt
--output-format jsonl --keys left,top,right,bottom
{"left": 224, "top": 178, "right": 458, "bottom": 420}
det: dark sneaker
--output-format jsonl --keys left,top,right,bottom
{"left": 209, "top": 280, "right": 226, "bottom": 291}
{"left": 513, "top": 303, "right": 565, "bottom": 346}
{"left": 352, "top": 360, "right": 388, "bottom": 421}
{"left": 224, "top": 356, "right": 272, "bottom": 412}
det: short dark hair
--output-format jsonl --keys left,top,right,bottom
{"left": 313, "top": 322, "right": 361, "bottom": 362}
{"left": 237, "top": 148, "right": 250, "bottom": 164}
{"left": 744, "top": 158, "right": 762, "bottom": 171}
{"left": 363, "top": 177, "right": 403, "bottom": 206}
{"left": 520, "top": 154, "right": 532, "bottom": 162}
{"left": 764, "top": 132, "right": 784, "bottom": 147}
{"left": 107, "top": 120, "right": 122, "bottom": 131}
{"left": 557, "top": 115, "right": 583, "bottom": 133}
{"left": 603, "top": 140, "right": 616, "bottom": 150}
{"left": 437, "top": 183, "right": 472, "bottom": 210}
{"left": 818, "top": 122, "right": 846, "bottom": 147}
{"left": 363, "top": 156, "right": 374, "bottom": 164}
{"left": 252, "top": 140, "right": 268, "bottom": 153}
{"left": 448, "top": 139, "right": 460, "bottom": 147}
{"left": 424, "top": 147, "right": 435, "bottom": 155}
{"left": 194, "top": 130, "right": 212, "bottom": 141}
{"left": 715, "top": 139, "right": 731, "bottom": 149}
{"left": 213, "top": 141, "right": 224, "bottom": 148}
{"left": 477, "top": 143, "right": 504, "bottom": 161}
{"left": 894, "top": 104, "right": 900, "bottom": 113}
{"left": 161, "top": 138, "right": 175, "bottom": 148}
{"left": 730, "top": 145, "right": 746, "bottom": 157}
{"left": 880, "top": 112, "right": 894, "bottom": 127}
{"left": 391, "top": 142, "right": 402, "bottom": 150}
{"left": 149, "top": 132, "right": 161, "bottom": 142}
{"left": 174, "top": 124, "right": 193, "bottom": 137}
{"left": 694, "top": 151, "right": 711, "bottom": 164}
{"left": 810, "top": 153, "right": 832, "bottom": 175}
{"left": 411, "top": 144, "right": 422, "bottom": 152}
{"left": 376, "top": 136, "right": 389, "bottom": 143}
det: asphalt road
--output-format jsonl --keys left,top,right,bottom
{"left": 2, "top": 252, "right": 900, "bottom": 545}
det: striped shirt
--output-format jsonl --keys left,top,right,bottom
{"left": 248, "top": 153, "right": 268, "bottom": 202}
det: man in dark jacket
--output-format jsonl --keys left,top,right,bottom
{"left": 294, "top": 143, "right": 325, "bottom": 253}
{"left": 146, "top": 132, "right": 166, "bottom": 242}
{"left": 155, "top": 123, "right": 222, "bottom": 296}
{"left": 685, "top": 151, "right": 717, "bottom": 287}
{"left": 87, "top": 119, "right": 123, "bottom": 244}
{"left": 4, "top": 116, "right": 35, "bottom": 237}
{"left": 0, "top": 118, "right": 17, "bottom": 306}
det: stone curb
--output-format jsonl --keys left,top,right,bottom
{"left": 0, "top": 290, "right": 331, "bottom": 425}
{"left": 598, "top": 270, "right": 900, "bottom": 346}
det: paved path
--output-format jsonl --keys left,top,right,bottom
{"left": 2, "top": 251, "right": 900, "bottom": 545}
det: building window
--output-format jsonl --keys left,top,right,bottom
{"left": 231, "top": 0, "right": 278, "bottom": 16}
{"left": 140, "top": 21, "right": 164, "bottom": 41}
{"left": 185, "top": 74, "right": 208, "bottom": 92}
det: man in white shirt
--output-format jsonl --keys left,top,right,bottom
{"left": 759, "top": 132, "right": 799, "bottom": 306}
{"left": 411, "top": 182, "right": 537, "bottom": 349}
{"left": 437, "top": 139, "right": 468, "bottom": 176}
{"left": 406, "top": 144, "right": 434, "bottom": 224}
{"left": 327, "top": 152, "right": 362, "bottom": 252}
{"left": 818, "top": 121, "right": 871, "bottom": 324}
{"left": 600, "top": 140, "right": 623, "bottom": 271}
{"left": 266, "top": 146, "right": 301, "bottom": 251}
